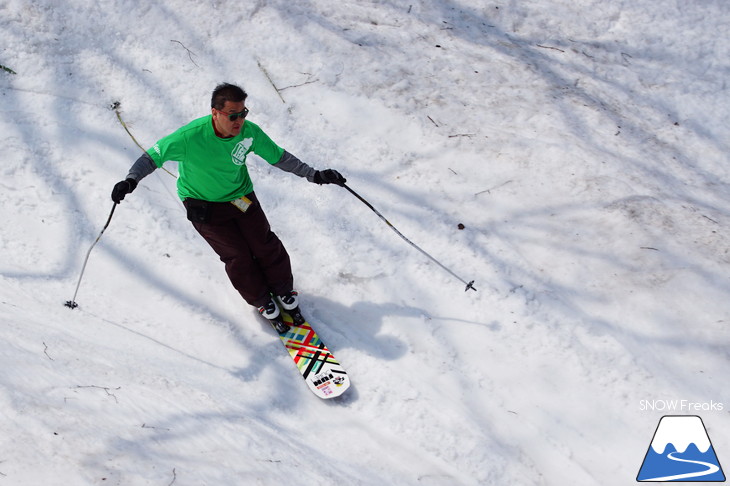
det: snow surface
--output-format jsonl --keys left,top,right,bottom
{"left": 1, "top": 0, "right": 729, "bottom": 484}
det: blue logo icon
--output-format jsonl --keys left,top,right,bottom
{"left": 637, "top": 415, "right": 725, "bottom": 482}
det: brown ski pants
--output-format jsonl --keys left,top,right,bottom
{"left": 184, "top": 192, "right": 294, "bottom": 308}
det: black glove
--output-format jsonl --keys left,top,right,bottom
{"left": 111, "top": 178, "right": 138, "bottom": 203}
{"left": 312, "top": 169, "right": 346, "bottom": 186}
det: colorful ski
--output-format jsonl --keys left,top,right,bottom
{"left": 277, "top": 312, "right": 350, "bottom": 399}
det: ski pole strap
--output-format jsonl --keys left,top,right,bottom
{"left": 341, "top": 183, "right": 476, "bottom": 292}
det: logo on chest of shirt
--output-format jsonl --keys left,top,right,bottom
{"left": 231, "top": 138, "right": 253, "bottom": 166}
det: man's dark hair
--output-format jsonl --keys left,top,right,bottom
{"left": 211, "top": 83, "right": 247, "bottom": 109}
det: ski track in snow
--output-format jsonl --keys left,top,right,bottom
{"left": 1, "top": 1, "right": 729, "bottom": 484}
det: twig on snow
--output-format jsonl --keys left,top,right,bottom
{"left": 278, "top": 75, "right": 319, "bottom": 92}
{"left": 43, "top": 342, "right": 54, "bottom": 360}
{"left": 255, "top": 59, "right": 319, "bottom": 104}
{"left": 74, "top": 385, "right": 121, "bottom": 403}
{"left": 475, "top": 180, "right": 513, "bottom": 196}
{"left": 256, "top": 59, "right": 287, "bottom": 104}
{"left": 536, "top": 44, "right": 565, "bottom": 53}
{"left": 111, "top": 101, "right": 177, "bottom": 178}
{"left": 142, "top": 423, "right": 171, "bottom": 432}
{"left": 170, "top": 40, "right": 199, "bottom": 68}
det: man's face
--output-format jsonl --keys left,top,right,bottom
{"left": 212, "top": 100, "right": 247, "bottom": 138}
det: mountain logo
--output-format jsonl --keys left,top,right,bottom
{"left": 637, "top": 415, "right": 725, "bottom": 482}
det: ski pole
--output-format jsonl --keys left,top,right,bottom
{"left": 341, "top": 183, "right": 476, "bottom": 292}
{"left": 65, "top": 202, "right": 118, "bottom": 308}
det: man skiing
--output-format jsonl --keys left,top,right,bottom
{"left": 111, "top": 83, "right": 346, "bottom": 333}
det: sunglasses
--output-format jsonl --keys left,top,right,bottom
{"left": 217, "top": 107, "right": 249, "bottom": 121}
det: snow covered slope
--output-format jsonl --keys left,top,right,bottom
{"left": 1, "top": 1, "right": 728, "bottom": 484}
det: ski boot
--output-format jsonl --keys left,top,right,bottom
{"left": 277, "top": 290, "right": 306, "bottom": 325}
{"left": 258, "top": 299, "right": 289, "bottom": 334}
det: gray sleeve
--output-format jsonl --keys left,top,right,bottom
{"left": 273, "top": 150, "right": 317, "bottom": 182}
{"left": 126, "top": 152, "right": 157, "bottom": 182}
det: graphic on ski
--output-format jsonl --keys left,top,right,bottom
{"left": 277, "top": 313, "right": 350, "bottom": 399}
